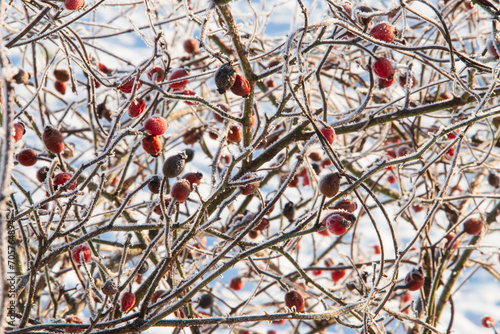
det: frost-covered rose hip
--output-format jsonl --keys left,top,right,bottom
{"left": 144, "top": 116, "right": 168, "bottom": 135}
{"left": 227, "top": 125, "right": 243, "bottom": 143}
{"left": 72, "top": 244, "right": 91, "bottom": 264}
{"left": 182, "top": 172, "right": 203, "bottom": 190}
{"left": 54, "top": 172, "right": 77, "bottom": 191}
{"left": 13, "top": 122, "right": 25, "bottom": 143}
{"left": 147, "top": 175, "right": 162, "bottom": 194}
{"left": 128, "top": 99, "right": 146, "bottom": 118}
{"left": 147, "top": 66, "right": 165, "bottom": 82}
{"left": 162, "top": 152, "right": 187, "bottom": 178}
{"left": 119, "top": 77, "right": 142, "bottom": 94}
{"left": 64, "top": 0, "right": 84, "bottom": 10}
{"left": 325, "top": 213, "right": 352, "bottom": 235}
{"left": 370, "top": 22, "right": 396, "bottom": 43}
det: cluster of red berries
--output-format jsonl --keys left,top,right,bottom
{"left": 141, "top": 116, "right": 169, "bottom": 157}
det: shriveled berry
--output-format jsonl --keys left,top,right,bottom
{"left": 16, "top": 149, "right": 38, "bottom": 166}
{"left": 138, "top": 261, "right": 149, "bottom": 274}
{"left": 215, "top": 63, "right": 236, "bottom": 94}
{"left": 54, "top": 172, "right": 77, "bottom": 191}
{"left": 372, "top": 57, "right": 393, "bottom": 79}
{"left": 13, "top": 122, "right": 25, "bottom": 143}
{"left": 198, "top": 293, "right": 214, "bottom": 309}
{"left": 102, "top": 279, "right": 118, "bottom": 296}
{"left": 147, "top": 66, "right": 165, "bottom": 82}
{"left": 119, "top": 77, "right": 142, "bottom": 94}
{"left": 72, "top": 244, "right": 91, "bottom": 264}
{"left": 399, "top": 73, "right": 417, "bottom": 89}
{"left": 36, "top": 167, "right": 49, "bottom": 182}
{"left": 142, "top": 135, "right": 162, "bottom": 157}
{"left": 284, "top": 290, "right": 304, "bottom": 312}
{"left": 248, "top": 229, "right": 260, "bottom": 239}
{"left": 121, "top": 292, "right": 136, "bottom": 312}
{"left": 378, "top": 77, "right": 395, "bottom": 88}
{"left": 64, "top": 0, "right": 84, "bottom": 10}
{"left": 43, "top": 126, "right": 65, "bottom": 154}
{"left": 370, "top": 22, "right": 396, "bottom": 43}
{"left": 13, "top": 69, "right": 30, "bottom": 85}
{"left": 214, "top": 104, "right": 230, "bottom": 122}
{"left": 97, "top": 102, "right": 112, "bottom": 121}
{"left": 182, "top": 172, "right": 203, "bottom": 190}
{"left": 227, "top": 125, "right": 242, "bottom": 143}
{"left": 151, "top": 289, "right": 167, "bottom": 303}
{"left": 147, "top": 175, "right": 162, "bottom": 194}
{"left": 253, "top": 217, "right": 269, "bottom": 231}
{"left": 482, "top": 316, "right": 495, "bottom": 328}
{"left": 55, "top": 81, "right": 67, "bottom": 95}
{"left": 65, "top": 316, "right": 84, "bottom": 333}
{"left": 333, "top": 199, "right": 357, "bottom": 213}
{"left": 230, "top": 74, "right": 251, "bottom": 97}
{"left": 283, "top": 202, "right": 295, "bottom": 221}
{"left": 153, "top": 198, "right": 173, "bottom": 215}
{"left": 54, "top": 69, "right": 70, "bottom": 82}
{"left": 325, "top": 214, "right": 352, "bottom": 235}
{"left": 268, "top": 60, "right": 281, "bottom": 68}
{"left": 144, "top": 116, "right": 168, "bottom": 135}
{"left": 183, "top": 38, "right": 199, "bottom": 54}
{"left": 168, "top": 69, "right": 189, "bottom": 90}
{"left": 354, "top": 5, "right": 373, "bottom": 25}
{"left": 240, "top": 174, "right": 259, "bottom": 195}
{"left": 183, "top": 127, "right": 202, "bottom": 145}
{"left": 162, "top": 152, "right": 187, "bottom": 178}
{"left": 463, "top": 217, "right": 483, "bottom": 235}
{"left": 230, "top": 277, "right": 244, "bottom": 291}
{"left": 404, "top": 267, "right": 424, "bottom": 291}
{"left": 320, "top": 126, "right": 335, "bottom": 144}
{"left": 319, "top": 172, "right": 341, "bottom": 198}
{"left": 309, "top": 151, "right": 322, "bottom": 162}
{"left": 266, "top": 79, "right": 276, "bottom": 88}
{"left": 488, "top": 172, "right": 500, "bottom": 188}
{"left": 171, "top": 180, "right": 191, "bottom": 203}
{"left": 184, "top": 148, "right": 194, "bottom": 162}
{"left": 128, "top": 99, "right": 146, "bottom": 118}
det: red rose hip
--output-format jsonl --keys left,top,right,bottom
{"left": 72, "top": 244, "right": 91, "bottom": 264}
{"left": 144, "top": 116, "right": 168, "bottom": 135}
{"left": 370, "top": 22, "right": 396, "bottom": 43}
{"left": 372, "top": 57, "right": 393, "bottom": 79}
{"left": 168, "top": 69, "right": 189, "bottom": 90}
{"left": 284, "top": 290, "right": 304, "bottom": 312}
{"left": 320, "top": 126, "right": 335, "bottom": 144}
{"left": 463, "top": 218, "right": 483, "bottom": 235}
{"left": 171, "top": 180, "right": 191, "bottom": 203}
{"left": 147, "top": 66, "right": 165, "bottom": 82}
{"left": 121, "top": 292, "right": 136, "bottom": 312}
{"left": 142, "top": 135, "right": 162, "bottom": 157}
{"left": 16, "top": 149, "right": 38, "bottom": 166}
{"left": 128, "top": 99, "right": 146, "bottom": 118}
{"left": 54, "top": 172, "right": 77, "bottom": 191}
{"left": 230, "top": 277, "right": 244, "bottom": 291}
{"left": 230, "top": 74, "right": 251, "bottom": 97}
